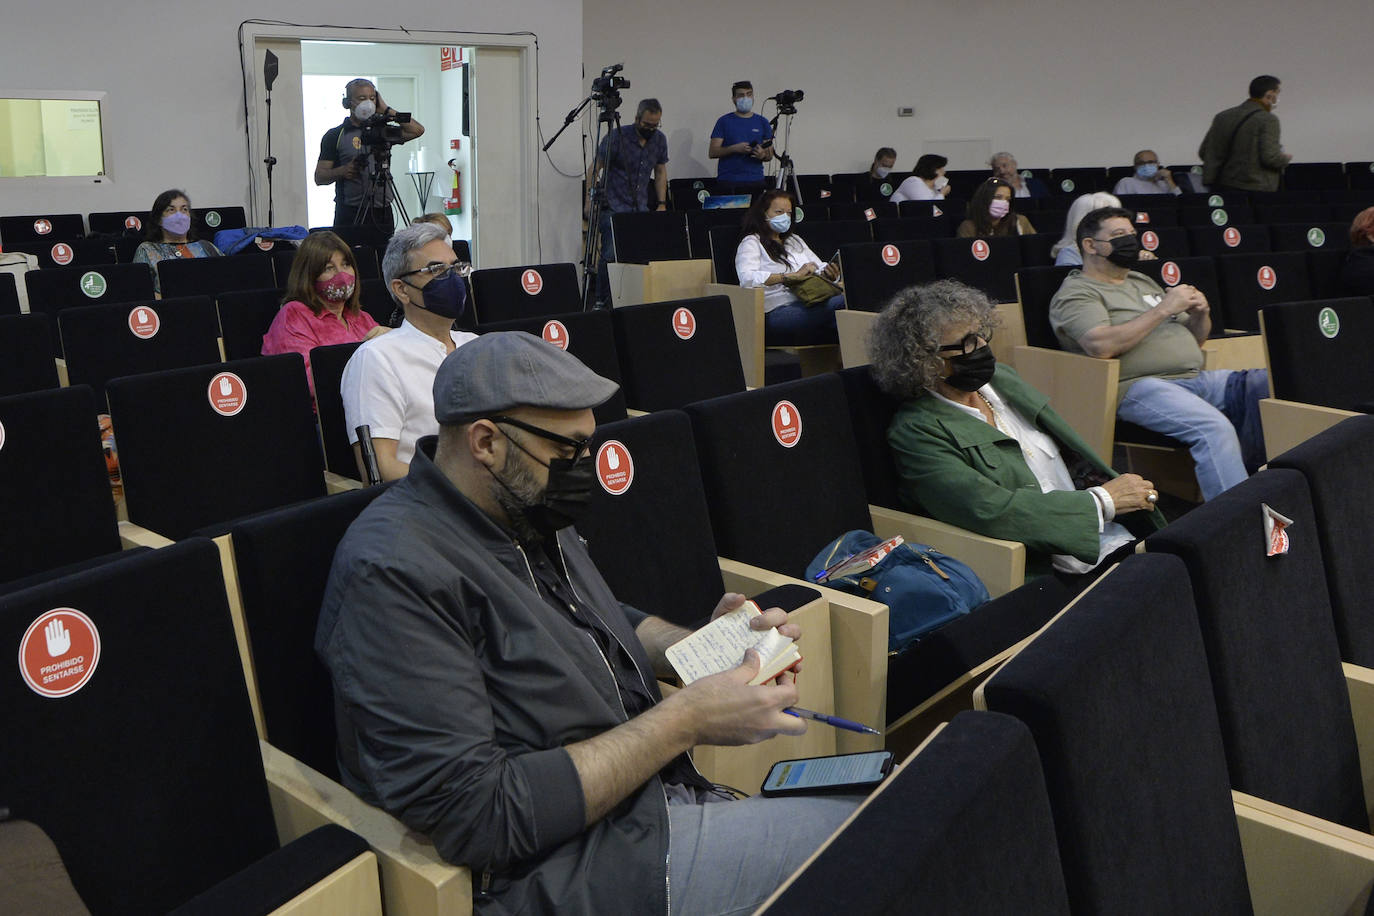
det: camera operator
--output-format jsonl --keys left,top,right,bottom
{"left": 585, "top": 98, "right": 669, "bottom": 307}
{"left": 316, "top": 78, "right": 425, "bottom": 233}
{"left": 708, "top": 80, "right": 773, "bottom": 193}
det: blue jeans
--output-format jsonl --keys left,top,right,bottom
{"left": 1116, "top": 368, "right": 1268, "bottom": 500}
{"left": 764, "top": 293, "right": 844, "bottom": 346}
{"left": 667, "top": 787, "right": 860, "bottom": 916}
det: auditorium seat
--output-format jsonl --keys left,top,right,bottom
{"left": 26, "top": 237, "right": 116, "bottom": 271}
{"left": 1145, "top": 470, "right": 1373, "bottom": 832}
{"left": 1181, "top": 203, "right": 1256, "bottom": 227}
{"left": 1345, "top": 163, "right": 1374, "bottom": 191}
{"left": 932, "top": 236, "right": 1022, "bottom": 303}
{"left": 1049, "top": 167, "right": 1108, "bottom": 196}
{"left": 793, "top": 219, "right": 873, "bottom": 262}
{"left": 87, "top": 209, "right": 148, "bottom": 235}
{"left": 667, "top": 176, "right": 716, "bottom": 210}
{"left": 687, "top": 208, "right": 746, "bottom": 261}
{"left": 1307, "top": 248, "right": 1350, "bottom": 299}
{"left": 1254, "top": 203, "right": 1331, "bottom": 225}
{"left": 1134, "top": 225, "right": 1191, "bottom": 259}
{"left": 1213, "top": 251, "right": 1312, "bottom": 332}
{"left": 0, "top": 314, "right": 60, "bottom": 396}
{"left": 477, "top": 309, "right": 628, "bottom": 424}
{"left": 1283, "top": 162, "right": 1347, "bottom": 191}
{"left": 577, "top": 408, "right": 880, "bottom": 781}
{"left": 606, "top": 211, "right": 712, "bottom": 306}
{"left": 322, "top": 224, "right": 391, "bottom": 248}
{"left": 216, "top": 288, "right": 284, "bottom": 361}
{"left": 1128, "top": 206, "right": 1182, "bottom": 229}
{"left": 1017, "top": 232, "right": 1058, "bottom": 267}
{"left": 59, "top": 296, "right": 222, "bottom": 405}
{"left": 610, "top": 296, "right": 746, "bottom": 411}
{"left": 0, "top": 213, "right": 84, "bottom": 250}
{"left": 468, "top": 262, "right": 580, "bottom": 323}
{"left": 760, "top": 711, "right": 1071, "bottom": 915}
{"left": 873, "top": 214, "right": 956, "bottom": 242}
{"left": 106, "top": 354, "right": 344, "bottom": 540}
{"left": 309, "top": 341, "right": 364, "bottom": 479}
{"left": 1187, "top": 223, "right": 1271, "bottom": 256}
{"left": 0, "top": 272, "right": 19, "bottom": 316}
{"left": 191, "top": 204, "right": 248, "bottom": 238}
{"left": 157, "top": 253, "right": 276, "bottom": 300}
{"left": 826, "top": 201, "right": 897, "bottom": 222}
{"left": 1268, "top": 221, "right": 1351, "bottom": 253}
{"left": 977, "top": 552, "right": 1374, "bottom": 912}
{"left": 358, "top": 276, "right": 403, "bottom": 328}
{"left": 0, "top": 538, "right": 381, "bottom": 914}
{"left": 838, "top": 240, "right": 936, "bottom": 312}
{"left": 24, "top": 263, "right": 156, "bottom": 357}
{"left": 1256, "top": 296, "right": 1374, "bottom": 457}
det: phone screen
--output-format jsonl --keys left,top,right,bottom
{"left": 762, "top": 751, "right": 891, "bottom": 793}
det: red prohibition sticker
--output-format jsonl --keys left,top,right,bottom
{"left": 207, "top": 371, "right": 248, "bottom": 417}
{"left": 881, "top": 244, "right": 901, "bottom": 267}
{"left": 672, "top": 307, "right": 696, "bottom": 340}
{"left": 255, "top": 237, "right": 275, "bottom": 251}
{"left": 18, "top": 608, "right": 101, "bottom": 699}
{"left": 50, "top": 243, "right": 74, "bottom": 266}
{"left": 124, "top": 215, "right": 142, "bottom": 231}
{"left": 1263, "top": 503, "right": 1293, "bottom": 557}
{"left": 931, "top": 205, "right": 943, "bottom": 217}
{"left": 542, "top": 319, "right": 570, "bottom": 350}
{"left": 596, "top": 440, "right": 634, "bottom": 495}
{"left": 1136, "top": 211, "right": 1151, "bottom": 224}
{"left": 970, "top": 240, "right": 990, "bottom": 261}
{"left": 772, "top": 400, "right": 802, "bottom": 448}
{"left": 521, "top": 269, "right": 544, "bottom": 295}
{"left": 1160, "top": 261, "right": 1181, "bottom": 286}
{"left": 1257, "top": 266, "right": 1277, "bottom": 290}
{"left": 1140, "top": 231, "right": 1159, "bottom": 251}
{"left": 128, "top": 306, "right": 160, "bottom": 339}
{"left": 863, "top": 207, "right": 877, "bottom": 222}
{"left": 33, "top": 218, "right": 52, "bottom": 236}
{"left": 1223, "top": 227, "right": 1242, "bottom": 248}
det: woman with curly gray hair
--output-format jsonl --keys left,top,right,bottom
{"left": 868, "top": 280, "right": 1165, "bottom": 578}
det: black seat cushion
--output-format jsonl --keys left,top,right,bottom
{"left": 611, "top": 297, "right": 746, "bottom": 411}
{"left": 158, "top": 255, "right": 275, "bottom": 301}
{"left": 0, "top": 314, "right": 60, "bottom": 395}
{"left": 1260, "top": 298, "right": 1374, "bottom": 409}
{"left": 469, "top": 263, "right": 581, "bottom": 324}
{"left": 837, "top": 240, "right": 936, "bottom": 312}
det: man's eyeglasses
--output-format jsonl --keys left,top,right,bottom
{"left": 490, "top": 415, "right": 592, "bottom": 464}
{"left": 399, "top": 260, "right": 470, "bottom": 282}
{"left": 936, "top": 330, "right": 994, "bottom": 356}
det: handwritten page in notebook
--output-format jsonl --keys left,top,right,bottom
{"left": 666, "top": 601, "right": 802, "bottom": 687}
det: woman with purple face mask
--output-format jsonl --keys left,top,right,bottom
{"left": 131, "top": 189, "right": 224, "bottom": 296}
{"left": 261, "top": 230, "right": 388, "bottom": 403}
{"left": 956, "top": 178, "right": 1036, "bottom": 239}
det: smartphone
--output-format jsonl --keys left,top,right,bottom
{"left": 759, "top": 139, "right": 774, "bottom": 150}
{"left": 760, "top": 750, "right": 894, "bottom": 797}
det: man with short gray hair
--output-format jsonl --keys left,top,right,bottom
{"left": 585, "top": 97, "right": 669, "bottom": 306}
{"left": 340, "top": 221, "right": 476, "bottom": 480}
{"left": 990, "top": 151, "right": 1049, "bottom": 198}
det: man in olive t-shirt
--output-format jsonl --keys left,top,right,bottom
{"left": 1049, "top": 207, "right": 1268, "bottom": 501}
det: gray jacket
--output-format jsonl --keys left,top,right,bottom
{"left": 316, "top": 440, "right": 704, "bottom": 913}
{"left": 1198, "top": 99, "right": 1286, "bottom": 192}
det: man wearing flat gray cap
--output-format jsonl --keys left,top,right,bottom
{"left": 317, "top": 332, "right": 858, "bottom": 914}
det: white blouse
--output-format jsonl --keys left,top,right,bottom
{"left": 735, "top": 233, "right": 827, "bottom": 313}
{"left": 888, "top": 176, "right": 941, "bottom": 203}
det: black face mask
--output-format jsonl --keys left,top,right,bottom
{"left": 943, "top": 344, "right": 997, "bottom": 392}
{"left": 490, "top": 432, "right": 596, "bottom": 538}
{"left": 637, "top": 124, "right": 657, "bottom": 140}
{"left": 1100, "top": 234, "right": 1141, "bottom": 267}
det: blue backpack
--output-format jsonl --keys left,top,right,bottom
{"left": 806, "top": 531, "right": 990, "bottom": 653}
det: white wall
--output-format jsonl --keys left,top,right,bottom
{"left": 0, "top": 0, "right": 584, "bottom": 263}
{"left": 584, "top": 0, "right": 1371, "bottom": 179}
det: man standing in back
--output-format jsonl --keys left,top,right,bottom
{"left": 1198, "top": 75, "right": 1291, "bottom": 195}
{"left": 709, "top": 81, "right": 774, "bottom": 193}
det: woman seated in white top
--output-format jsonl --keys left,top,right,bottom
{"left": 734, "top": 190, "right": 843, "bottom": 345}
{"left": 889, "top": 154, "right": 951, "bottom": 204}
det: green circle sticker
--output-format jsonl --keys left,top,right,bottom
{"left": 880, "top": 182, "right": 893, "bottom": 197}
{"left": 1319, "top": 307, "right": 1340, "bottom": 338}
{"left": 1060, "top": 179, "right": 1075, "bottom": 192}
{"left": 204, "top": 210, "right": 221, "bottom": 228}
{"left": 1208, "top": 194, "right": 1224, "bottom": 207}
{"left": 1210, "top": 208, "right": 1229, "bottom": 226}
{"left": 696, "top": 189, "right": 709, "bottom": 203}
{"left": 79, "top": 271, "right": 107, "bottom": 299}
{"left": 794, "top": 206, "right": 805, "bottom": 223}
{"left": 692, "top": 180, "right": 704, "bottom": 190}
{"left": 1307, "top": 227, "right": 1326, "bottom": 247}
{"left": 1368, "top": 163, "right": 1374, "bottom": 173}
{"left": 1191, "top": 165, "right": 1204, "bottom": 175}
{"left": 1020, "top": 170, "right": 1032, "bottom": 179}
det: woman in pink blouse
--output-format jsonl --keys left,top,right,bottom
{"left": 262, "top": 230, "right": 389, "bottom": 401}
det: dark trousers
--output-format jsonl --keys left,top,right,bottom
{"left": 333, "top": 202, "right": 395, "bottom": 235}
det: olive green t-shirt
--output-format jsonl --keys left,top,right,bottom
{"left": 1048, "top": 269, "right": 1203, "bottom": 403}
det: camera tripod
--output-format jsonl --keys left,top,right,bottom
{"left": 769, "top": 107, "right": 803, "bottom": 204}
{"left": 353, "top": 144, "right": 411, "bottom": 227}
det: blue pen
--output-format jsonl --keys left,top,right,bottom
{"left": 784, "top": 706, "right": 881, "bottom": 736}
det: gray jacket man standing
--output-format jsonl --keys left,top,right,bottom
{"left": 1198, "top": 75, "right": 1291, "bottom": 193}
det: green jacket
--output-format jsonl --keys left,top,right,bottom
{"left": 1198, "top": 99, "right": 1286, "bottom": 192}
{"left": 887, "top": 365, "right": 1165, "bottom": 578}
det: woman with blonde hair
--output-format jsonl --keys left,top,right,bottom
{"left": 1052, "top": 193, "right": 1121, "bottom": 266}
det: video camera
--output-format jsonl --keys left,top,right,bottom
{"left": 359, "top": 110, "right": 413, "bottom": 150}
{"left": 590, "top": 62, "right": 630, "bottom": 113}
{"left": 770, "top": 89, "right": 805, "bottom": 114}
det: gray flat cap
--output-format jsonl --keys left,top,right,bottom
{"left": 433, "top": 331, "right": 619, "bottom": 424}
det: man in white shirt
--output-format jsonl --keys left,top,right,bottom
{"left": 1112, "top": 150, "right": 1184, "bottom": 196}
{"left": 341, "top": 221, "right": 477, "bottom": 480}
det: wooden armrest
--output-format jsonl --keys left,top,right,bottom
{"left": 644, "top": 259, "right": 712, "bottom": 303}
{"left": 261, "top": 741, "right": 473, "bottom": 916}
{"left": 1233, "top": 790, "right": 1374, "bottom": 914}
{"left": 325, "top": 471, "right": 365, "bottom": 494}
{"left": 605, "top": 262, "right": 648, "bottom": 307}
{"left": 1012, "top": 345, "right": 1121, "bottom": 461}
{"left": 869, "top": 504, "right": 1026, "bottom": 599}
{"left": 1202, "top": 334, "right": 1266, "bottom": 371}
{"left": 117, "top": 519, "right": 174, "bottom": 549}
{"left": 1259, "top": 398, "right": 1361, "bottom": 462}
{"left": 717, "top": 556, "right": 887, "bottom": 754}
{"left": 704, "top": 282, "right": 764, "bottom": 388}
{"left": 1345, "top": 662, "right": 1374, "bottom": 829}
{"left": 624, "top": 407, "right": 648, "bottom": 418}
{"left": 55, "top": 357, "right": 69, "bottom": 388}
{"left": 836, "top": 309, "right": 877, "bottom": 368}
{"left": 991, "top": 302, "right": 1027, "bottom": 371}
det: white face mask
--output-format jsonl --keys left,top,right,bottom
{"left": 933, "top": 175, "right": 950, "bottom": 190}
{"left": 735, "top": 96, "right": 753, "bottom": 114}
{"left": 354, "top": 99, "right": 377, "bottom": 120}
{"left": 874, "top": 166, "right": 892, "bottom": 179}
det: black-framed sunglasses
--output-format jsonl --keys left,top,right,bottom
{"left": 399, "top": 260, "right": 468, "bottom": 282}
{"left": 936, "top": 330, "right": 994, "bottom": 356}
{"left": 490, "top": 415, "right": 592, "bottom": 464}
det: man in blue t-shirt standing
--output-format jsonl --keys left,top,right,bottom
{"left": 709, "top": 81, "right": 773, "bottom": 191}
